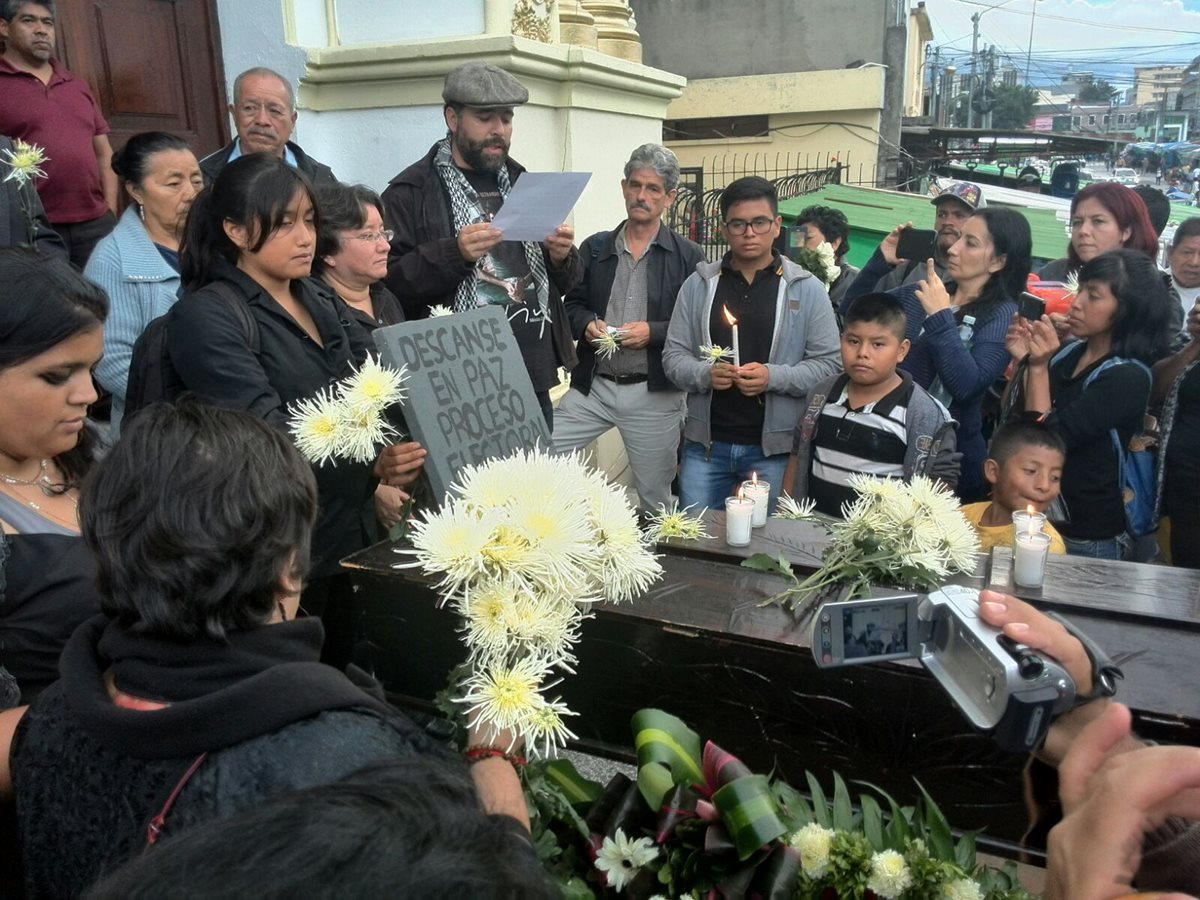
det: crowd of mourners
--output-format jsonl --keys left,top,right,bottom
{"left": 1, "top": 0, "right": 1199, "bottom": 896}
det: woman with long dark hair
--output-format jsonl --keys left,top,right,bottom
{"left": 165, "top": 154, "right": 420, "bottom": 667}
{"left": 1008, "top": 249, "right": 1172, "bottom": 559}
{"left": 0, "top": 249, "right": 107, "bottom": 705}
{"left": 843, "top": 207, "right": 1033, "bottom": 500}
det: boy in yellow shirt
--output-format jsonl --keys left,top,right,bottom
{"left": 961, "top": 420, "right": 1067, "bottom": 554}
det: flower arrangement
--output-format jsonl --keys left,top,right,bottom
{"left": 399, "top": 447, "right": 663, "bottom": 756}
{"left": 744, "top": 475, "right": 980, "bottom": 616}
{"left": 792, "top": 241, "right": 839, "bottom": 290}
{"left": 287, "top": 355, "right": 407, "bottom": 465}
{"left": 697, "top": 343, "right": 735, "bottom": 365}
{"left": 2, "top": 139, "right": 49, "bottom": 246}
{"left": 428, "top": 304, "right": 455, "bottom": 318}
{"left": 522, "top": 708, "right": 1033, "bottom": 899}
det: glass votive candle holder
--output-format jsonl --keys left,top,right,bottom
{"left": 1013, "top": 530, "right": 1052, "bottom": 589}
{"left": 725, "top": 495, "right": 754, "bottom": 547}
{"left": 741, "top": 479, "right": 771, "bottom": 527}
{"left": 1011, "top": 508, "right": 1047, "bottom": 536}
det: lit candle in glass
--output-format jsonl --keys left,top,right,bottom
{"left": 1012, "top": 504, "right": 1046, "bottom": 537}
{"left": 723, "top": 305, "right": 740, "bottom": 368}
{"left": 741, "top": 473, "right": 771, "bottom": 527}
{"left": 1013, "top": 530, "right": 1051, "bottom": 589}
{"left": 725, "top": 488, "right": 754, "bottom": 547}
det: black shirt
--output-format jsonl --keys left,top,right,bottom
{"left": 709, "top": 252, "right": 781, "bottom": 444}
{"left": 1045, "top": 344, "right": 1151, "bottom": 540}
{"left": 463, "top": 169, "right": 560, "bottom": 392}
{"left": 1165, "top": 363, "right": 1200, "bottom": 490}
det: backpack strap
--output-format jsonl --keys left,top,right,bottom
{"left": 146, "top": 751, "right": 209, "bottom": 847}
{"left": 203, "top": 281, "right": 260, "bottom": 354}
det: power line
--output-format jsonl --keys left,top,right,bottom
{"left": 954, "top": 0, "right": 1200, "bottom": 35}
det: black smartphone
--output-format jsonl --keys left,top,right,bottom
{"left": 1018, "top": 291, "right": 1046, "bottom": 320}
{"left": 895, "top": 227, "right": 937, "bottom": 262}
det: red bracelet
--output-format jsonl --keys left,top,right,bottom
{"left": 463, "top": 745, "right": 526, "bottom": 768}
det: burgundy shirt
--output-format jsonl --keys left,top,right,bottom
{"left": 0, "top": 58, "right": 109, "bottom": 223}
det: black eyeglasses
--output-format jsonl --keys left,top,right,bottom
{"left": 724, "top": 217, "right": 775, "bottom": 235}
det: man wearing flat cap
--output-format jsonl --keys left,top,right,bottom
{"left": 382, "top": 61, "right": 582, "bottom": 428}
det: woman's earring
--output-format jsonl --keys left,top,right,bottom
{"left": 138, "top": 204, "right": 146, "bottom": 223}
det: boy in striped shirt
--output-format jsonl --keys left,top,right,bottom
{"left": 783, "top": 293, "right": 960, "bottom": 516}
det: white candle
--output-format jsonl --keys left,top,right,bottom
{"left": 725, "top": 494, "right": 754, "bottom": 547}
{"left": 742, "top": 477, "right": 771, "bottom": 527}
{"left": 1011, "top": 508, "right": 1046, "bottom": 536}
{"left": 1013, "top": 530, "right": 1051, "bottom": 588}
{"left": 723, "top": 305, "right": 740, "bottom": 368}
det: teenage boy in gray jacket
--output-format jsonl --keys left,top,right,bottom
{"left": 662, "top": 176, "right": 841, "bottom": 512}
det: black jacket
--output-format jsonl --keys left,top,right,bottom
{"left": 198, "top": 140, "right": 337, "bottom": 188}
{"left": 565, "top": 222, "right": 703, "bottom": 394}
{"left": 167, "top": 261, "right": 377, "bottom": 576}
{"left": 0, "top": 135, "right": 67, "bottom": 257}
{"left": 380, "top": 142, "right": 582, "bottom": 372}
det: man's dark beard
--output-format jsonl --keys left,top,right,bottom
{"left": 455, "top": 131, "right": 509, "bottom": 173}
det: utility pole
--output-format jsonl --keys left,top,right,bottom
{"left": 930, "top": 45, "right": 941, "bottom": 122}
{"left": 968, "top": 12, "right": 981, "bottom": 128}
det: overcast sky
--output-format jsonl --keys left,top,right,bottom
{"left": 926, "top": 0, "right": 1200, "bottom": 88}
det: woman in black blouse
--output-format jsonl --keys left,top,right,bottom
{"left": 1007, "top": 249, "right": 1172, "bottom": 559}
{"left": 167, "top": 155, "right": 422, "bottom": 667}
{"left": 314, "top": 182, "right": 424, "bottom": 533}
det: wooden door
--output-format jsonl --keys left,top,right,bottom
{"left": 54, "top": 0, "right": 229, "bottom": 159}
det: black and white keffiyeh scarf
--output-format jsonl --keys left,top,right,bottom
{"left": 433, "top": 137, "right": 551, "bottom": 318}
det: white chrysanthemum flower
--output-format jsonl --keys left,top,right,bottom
{"left": 773, "top": 493, "right": 818, "bottom": 521}
{"left": 941, "top": 878, "right": 983, "bottom": 900}
{"left": 594, "top": 828, "right": 659, "bottom": 892}
{"left": 428, "top": 304, "right": 454, "bottom": 317}
{"left": 866, "top": 849, "right": 913, "bottom": 899}
{"left": 497, "top": 592, "right": 582, "bottom": 667}
{"left": 457, "top": 656, "right": 556, "bottom": 746}
{"left": 1063, "top": 271, "right": 1080, "bottom": 297}
{"left": 337, "top": 405, "right": 395, "bottom": 464}
{"left": 698, "top": 342, "right": 734, "bottom": 364}
{"left": 643, "top": 502, "right": 710, "bottom": 542}
{"left": 1, "top": 139, "right": 48, "bottom": 185}
{"left": 589, "top": 488, "right": 660, "bottom": 603}
{"left": 461, "top": 578, "right": 517, "bottom": 660}
{"left": 591, "top": 329, "right": 622, "bottom": 360}
{"left": 813, "top": 241, "right": 838, "bottom": 287}
{"left": 287, "top": 388, "right": 346, "bottom": 466}
{"left": 939, "top": 511, "right": 983, "bottom": 572}
{"left": 407, "top": 502, "right": 499, "bottom": 595}
{"left": 341, "top": 354, "right": 406, "bottom": 415}
{"left": 523, "top": 696, "right": 579, "bottom": 758}
{"left": 789, "top": 822, "right": 835, "bottom": 877}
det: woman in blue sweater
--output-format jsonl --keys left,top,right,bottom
{"left": 844, "top": 207, "right": 1032, "bottom": 500}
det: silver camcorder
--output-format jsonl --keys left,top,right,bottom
{"left": 811, "top": 585, "right": 1076, "bottom": 753}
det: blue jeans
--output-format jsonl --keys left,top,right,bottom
{"left": 1062, "top": 534, "right": 1128, "bottom": 560}
{"left": 678, "top": 440, "right": 787, "bottom": 513}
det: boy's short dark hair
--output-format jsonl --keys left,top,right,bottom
{"left": 988, "top": 419, "right": 1066, "bottom": 466}
{"left": 842, "top": 292, "right": 907, "bottom": 341}
{"left": 1132, "top": 184, "right": 1170, "bottom": 237}
{"left": 719, "top": 176, "right": 778, "bottom": 218}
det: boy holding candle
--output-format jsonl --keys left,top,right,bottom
{"left": 782, "top": 292, "right": 961, "bottom": 517}
{"left": 961, "top": 419, "right": 1068, "bottom": 554}
{"left": 663, "top": 176, "right": 841, "bottom": 512}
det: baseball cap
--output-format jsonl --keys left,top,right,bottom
{"left": 932, "top": 181, "right": 986, "bottom": 211}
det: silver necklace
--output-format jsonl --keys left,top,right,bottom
{"left": 0, "top": 459, "right": 56, "bottom": 496}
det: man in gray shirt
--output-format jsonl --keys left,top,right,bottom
{"left": 554, "top": 144, "right": 704, "bottom": 512}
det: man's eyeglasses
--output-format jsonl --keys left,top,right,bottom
{"left": 348, "top": 229, "right": 395, "bottom": 244}
{"left": 236, "top": 101, "right": 292, "bottom": 121}
{"left": 724, "top": 217, "right": 775, "bottom": 235}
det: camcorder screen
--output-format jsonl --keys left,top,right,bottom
{"left": 841, "top": 602, "right": 910, "bottom": 661}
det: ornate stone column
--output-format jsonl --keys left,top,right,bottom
{"left": 580, "top": 0, "right": 641, "bottom": 63}
{"left": 558, "top": 0, "right": 598, "bottom": 49}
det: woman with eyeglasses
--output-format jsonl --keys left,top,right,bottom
{"left": 313, "top": 182, "right": 424, "bottom": 536}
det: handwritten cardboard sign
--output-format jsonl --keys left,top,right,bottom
{"left": 372, "top": 307, "right": 550, "bottom": 502}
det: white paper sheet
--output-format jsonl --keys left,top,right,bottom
{"left": 489, "top": 172, "right": 592, "bottom": 241}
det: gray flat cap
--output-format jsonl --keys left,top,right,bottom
{"left": 442, "top": 62, "right": 529, "bottom": 108}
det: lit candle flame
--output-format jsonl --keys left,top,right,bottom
{"left": 723, "top": 306, "right": 737, "bottom": 326}
{"left": 1026, "top": 504, "right": 1036, "bottom": 535}
{"left": 737, "top": 486, "right": 745, "bottom": 501}
{"left": 751, "top": 471, "right": 758, "bottom": 486}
